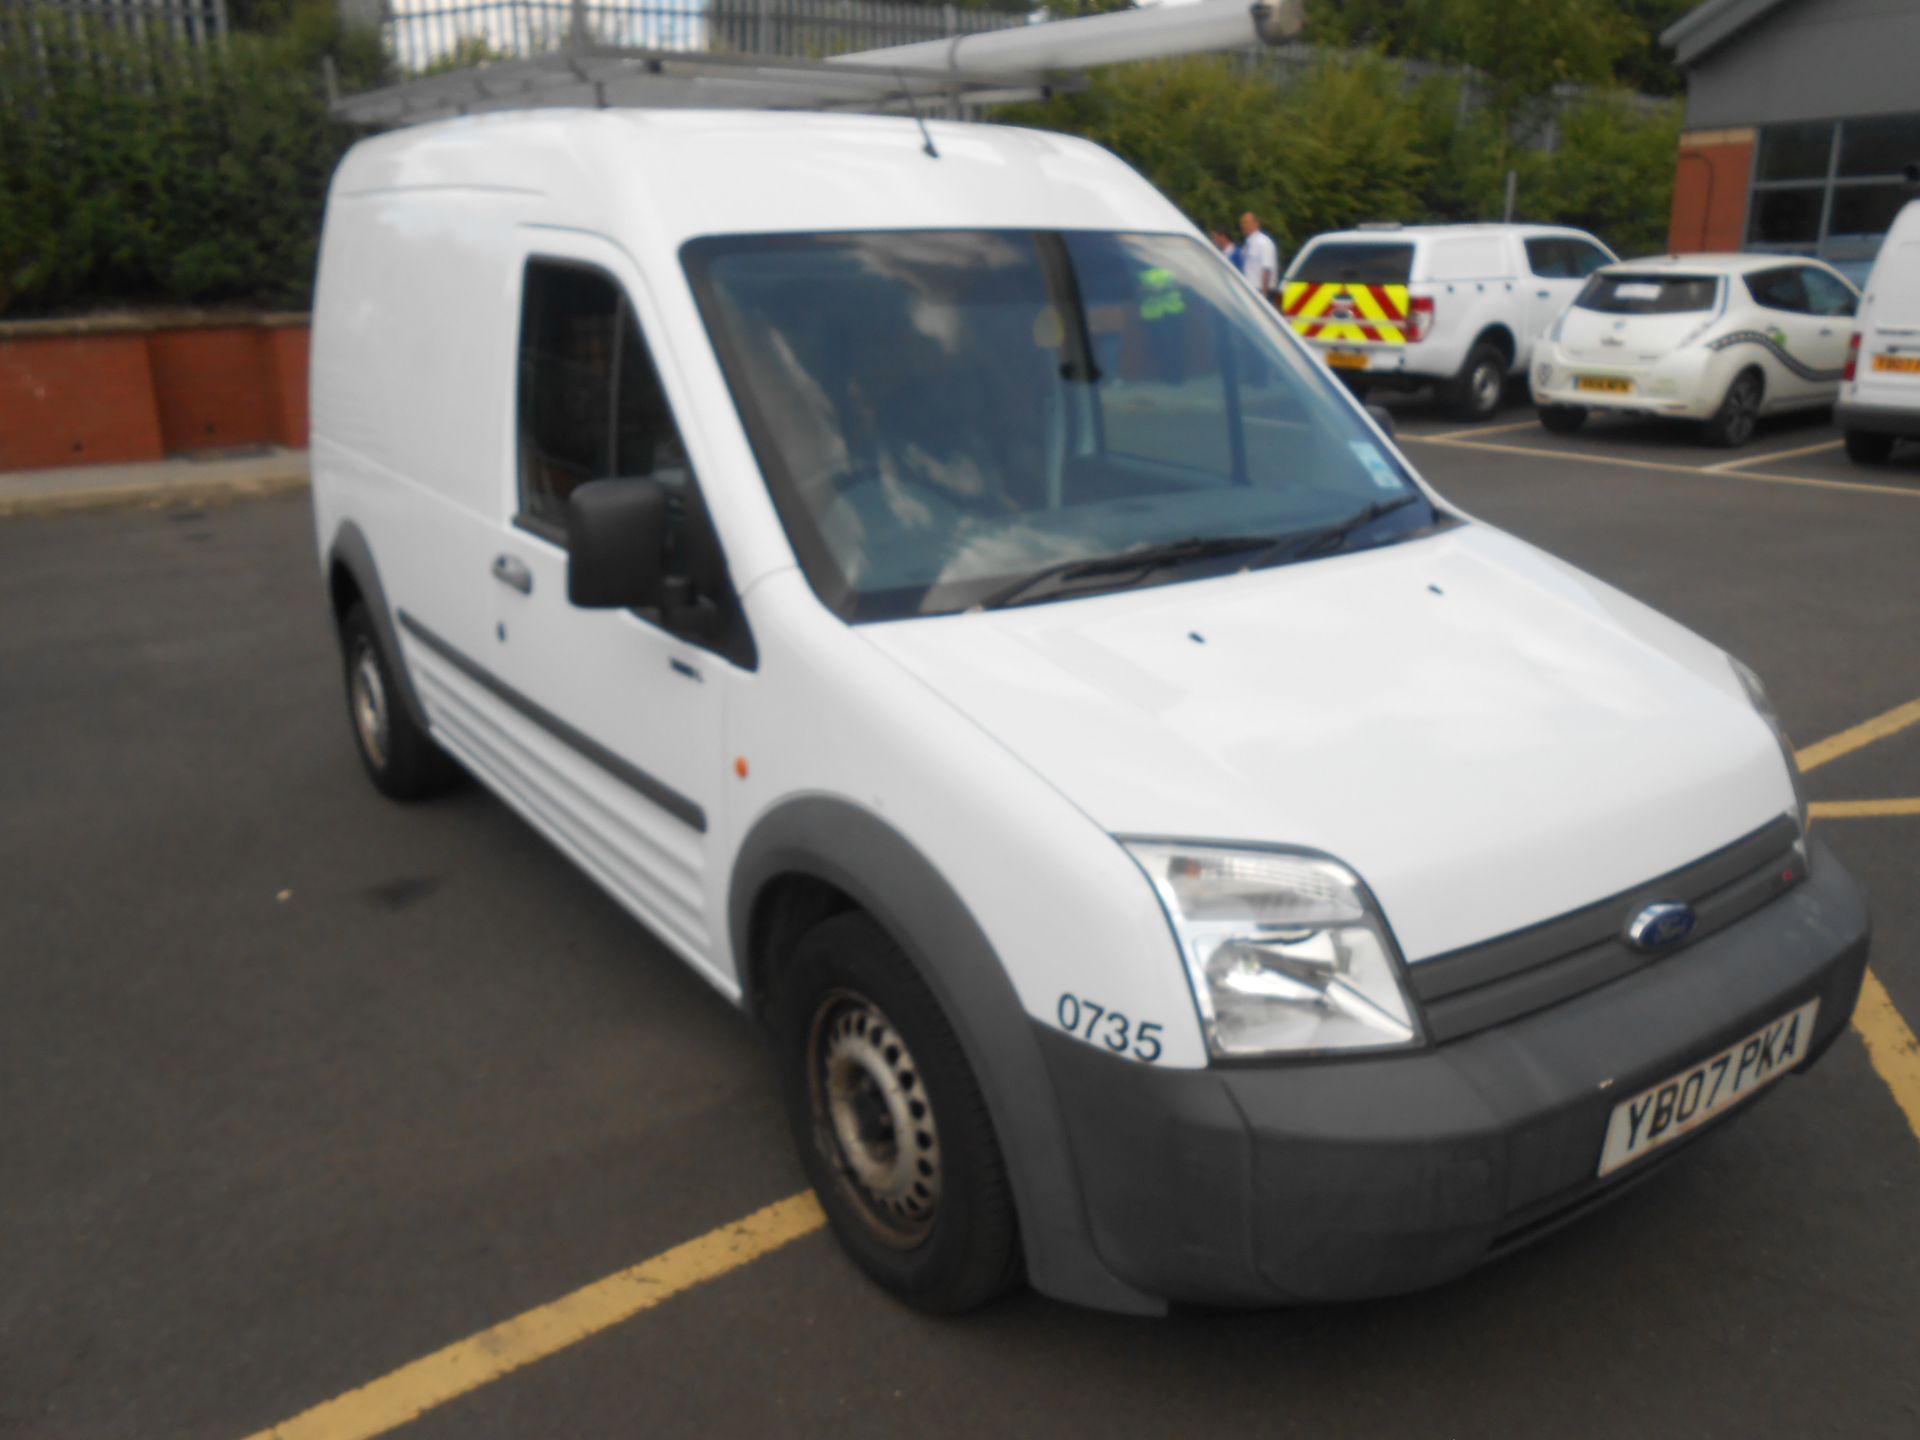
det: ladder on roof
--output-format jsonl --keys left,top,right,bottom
{"left": 326, "top": 0, "right": 1306, "bottom": 129}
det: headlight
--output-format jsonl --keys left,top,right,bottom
{"left": 1123, "top": 842, "right": 1421, "bottom": 1060}
{"left": 1729, "top": 656, "right": 1809, "bottom": 835}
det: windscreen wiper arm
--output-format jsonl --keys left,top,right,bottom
{"left": 1244, "top": 493, "right": 1427, "bottom": 571}
{"left": 973, "top": 534, "right": 1282, "bottom": 612}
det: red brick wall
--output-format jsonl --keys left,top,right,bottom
{"left": 0, "top": 316, "right": 309, "bottom": 472}
{"left": 1670, "top": 129, "right": 1756, "bottom": 254}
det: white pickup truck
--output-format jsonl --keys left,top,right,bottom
{"left": 1282, "top": 223, "right": 1617, "bottom": 420}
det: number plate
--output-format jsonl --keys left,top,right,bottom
{"left": 1576, "top": 375, "right": 1634, "bottom": 394}
{"left": 1597, "top": 999, "right": 1818, "bottom": 1178}
{"left": 1326, "top": 350, "right": 1369, "bottom": 370}
{"left": 1871, "top": 353, "right": 1920, "bottom": 374}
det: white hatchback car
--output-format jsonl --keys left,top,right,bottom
{"left": 1531, "top": 254, "right": 1860, "bottom": 446}
{"left": 311, "top": 110, "right": 1870, "bottom": 1316}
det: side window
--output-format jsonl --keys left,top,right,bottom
{"left": 1565, "top": 240, "right": 1613, "bottom": 278}
{"left": 1800, "top": 265, "right": 1858, "bottom": 318}
{"left": 516, "top": 259, "right": 693, "bottom": 550}
{"left": 1524, "top": 238, "right": 1570, "bottom": 279}
{"left": 1746, "top": 266, "right": 1811, "bottom": 313}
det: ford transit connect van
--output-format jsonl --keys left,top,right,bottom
{"left": 311, "top": 110, "right": 1870, "bottom": 1316}
{"left": 1837, "top": 198, "right": 1920, "bottom": 464}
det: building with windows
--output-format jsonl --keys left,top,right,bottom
{"left": 1664, "top": 0, "right": 1920, "bottom": 283}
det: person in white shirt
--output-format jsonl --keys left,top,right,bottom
{"left": 1237, "top": 211, "right": 1280, "bottom": 303}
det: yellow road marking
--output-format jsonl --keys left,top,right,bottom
{"left": 1422, "top": 418, "right": 1542, "bottom": 442}
{"left": 244, "top": 1193, "right": 824, "bottom": 1440}
{"left": 1795, "top": 697, "right": 1920, "bottom": 773}
{"left": 1403, "top": 432, "right": 1920, "bottom": 501}
{"left": 1810, "top": 798, "right": 1920, "bottom": 819}
{"left": 1702, "top": 438, "right": 1843, "bottom": 472}
{"left": 1853, "top": 970, "right": 1920, "bottom": 1144}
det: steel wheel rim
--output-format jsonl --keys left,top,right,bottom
{"left": 807, "top": 990, "right": 940, "bottom": 1248}
{"left": 1472, "top": 361, "right": 1502, "bottom": 413}
{"left": 350, "top": 642, "right": 390, "bottom": 770}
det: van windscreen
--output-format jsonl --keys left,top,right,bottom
{"left": 1291, "top": 242, "right": 1415, "bottom": 285}
{"left": 1576, "top": 274, "right": 1719, "bottom": 315}
{"left": 684, "top": 230, "right": 1438, "bottom": 621}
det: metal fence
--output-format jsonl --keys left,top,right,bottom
{"left": 380, "top": 0, "right": 1025, "bottom": 74}
{"left": 0, "top": 0, "right": 228, "bottom": 48}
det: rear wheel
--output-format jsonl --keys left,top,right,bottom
{"left": 772, "top": 911, "right": 1020, "bottom": 1313}
{"left": 340, "top": 602, "right": 460, "bottom": 800}
{"left": 1441, "top": 340, "right": 1510, "bottom": 422}
{"left": 1845, "top": 429, "right": 1896, "bottom": 464}
{"left": 1703, "top": 370, "right": 1763, "bottom": 448}
{"left": 1538, "top": 404, "right": 1587, "bottom": 435}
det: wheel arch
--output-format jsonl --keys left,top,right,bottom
{"left": 1474, "top": 324, "right": 1518, "bottom": 369}
{"left": 729, "top": 794, "right": 1164, "bottom": 1315}
{"left": 326, "top": 521, "right": 430, "bottom": 732}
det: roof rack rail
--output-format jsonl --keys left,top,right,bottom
{"left": 326, "top": 0, "right": 1306, "bottom": 129}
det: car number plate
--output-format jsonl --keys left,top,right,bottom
{"left": 1326, "top": 350, "right": 1369, "bottom": 370}
{"left": 1596, "top": 999, "right": 1819, "bottom": 1178}
{"left": 1871, "top": 353, "right": 1920, "bottom": 373}
{"left": 1576, "top": 375, "right": 1634, "bottom": 394}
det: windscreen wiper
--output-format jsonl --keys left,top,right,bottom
{"left": 1243, "top": 493, "right": 1427, "bottom": 571}
{"left": 973, "top": 534, "right": 1282, "bottom": 611}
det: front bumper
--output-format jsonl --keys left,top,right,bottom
{"left": 1036, "top": 840, "right": 1869, "bottom": 1306}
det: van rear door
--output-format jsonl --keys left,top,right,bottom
{"left": 1282, "top": 240, "right": 1416, "bottom": 353}
{"left": 1854, "top": 214, "right": 1920, "bottom": 412}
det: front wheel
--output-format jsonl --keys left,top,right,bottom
{"left": 1845, "top": 429, "right": 1896, "bottom": 464}
{"left": 1538, "top": 404, "right": 1588, "bottom": 435}
{"left": 339, "top": 602, "right": 460, "bottom": 800}
{"left": 1440, "top": 341, "right": 1510, "bottom": 422}
{"left": 1703, "top": 370, "right": 1763, "bottom": 448}
{"left": 772, "top": 912, "right": 1020, "bottom": 1313}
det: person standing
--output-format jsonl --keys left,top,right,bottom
{"left": 1210, "top": 227, "right": 1244, "bottom": 273}
{"left": 1237, "top": 211, "right": 1280, "bottom": 303}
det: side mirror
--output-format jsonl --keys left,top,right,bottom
{"left": 1365, "top": 402, "right": 1397, "bottom": 439}
{"left": 566, "top": 478, "right": 667, "bottom": 609}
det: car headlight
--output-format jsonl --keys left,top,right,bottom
{"left": 1728, "top": 656, "right": 1809, "bottom": 835}
{"left": 1123, "top": 841, "right": 1421, "bottom": 1060}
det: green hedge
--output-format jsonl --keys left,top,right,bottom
{"left": 0, "top": 9, "right": 385, "bottom": 316}
{"left": 1000, "top": 54, "right": 1682, "bottom": 261}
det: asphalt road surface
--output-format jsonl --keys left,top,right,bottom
{"left": 4, "top": 405, "right": 1918, "bottom": 1439}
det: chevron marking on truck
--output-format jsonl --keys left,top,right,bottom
{"left": 1282, "top": 282, "right": 1411, "bottom": 345}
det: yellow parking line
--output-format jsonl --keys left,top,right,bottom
{"left": 1795, "top": 697, "right": 1920, "bottom": 773}
{"left": 1810, "top": 798, "right": 1920, "bottom": 819}
{"left": 1702, "top": 438, "right": 1844, "bottom": 472}
{"left": 243, "top": 1193, "right": 824, "bottom": 1440}
{"left": 1403, "top": 433, "right": 1920, "bottom": 501}
{"left": 1421, "top": 419, "right": 1543, "bottom": 442}
{"left": 1853, "top": 970, "right": 1920, "bottom": 1144}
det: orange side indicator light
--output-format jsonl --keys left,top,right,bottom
{"left": 734, "top": 756, "right": 750, "bottom": 780}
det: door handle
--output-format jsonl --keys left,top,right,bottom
{"left": 491, "top": 554, "right": 533, "bottom": 595}
{"left": 1537, "top": 289, "right": 1552, "bottom": 299}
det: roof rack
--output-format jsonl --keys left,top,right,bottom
{"left": 326, "top": 0, "right": 1306, "bottom": 129}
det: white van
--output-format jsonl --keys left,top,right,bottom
{"left": 311, "top": 110, "right": 1869, "bottom": 1316}
{"left": 1281, "top": 224, "right": 1616, "bottom": 420}
{"left": 1836, "top": 198, "right": 1920, "bottom": 464}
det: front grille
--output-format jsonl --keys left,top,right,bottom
{"left": 1408, "top": 816, "right": 1804, "bottom": 1044}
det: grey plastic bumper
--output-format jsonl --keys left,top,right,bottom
{"left": 1836, "top": 401, "right": 1920, "bottom": 439}
{"left": 1034, "top": 839, "right": 1870, "bottom": 1307}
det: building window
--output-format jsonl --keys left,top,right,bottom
{"left": 1747, "top": 114, "right": 1920, "bottom": 285}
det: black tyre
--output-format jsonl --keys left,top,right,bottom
{"left": 1845, "top": 429, "right": 1896, "bottom": 465}
{"left": 339, "top": 602, "right": 460, "bottom": 801}
{"left": 1440, "top": 340, "right": 1510, "bottom": 422}
{"left": 1703, "top": 370, "right": 1763, "bottom": 448}
{"left": 772, "top": 911, "right": 1020, "bottom": 1313}
{"left": 1538, "top": 404, "right": 1588, "bottom": 435}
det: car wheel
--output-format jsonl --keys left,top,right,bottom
{"left": 1538, "top": 404, "right": 1588, "bottom": 435}
{"left": 340, "top": 602, "right": 460, "bottom": 800}
{"left": 772, "top": 911, "right": 1021, "bottom": 1313}
{"left": 1441, "top": 341, "right": 1509, "bottom": 422}
{"left": 1844, "top": 430, "right": 1896, "bottom": 465}
{"left": 1704, "top": 370, "right": 1763, "bottom": 448}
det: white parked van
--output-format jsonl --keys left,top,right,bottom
{"left": 311, "top": 110, "right": 1870, "bottom": 1316}
{"left": 1281, "top": 224, "right": 1616, "bottom": 420}
{"left": 1836, "top": 198, "right": 1920, "bottom": 464}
